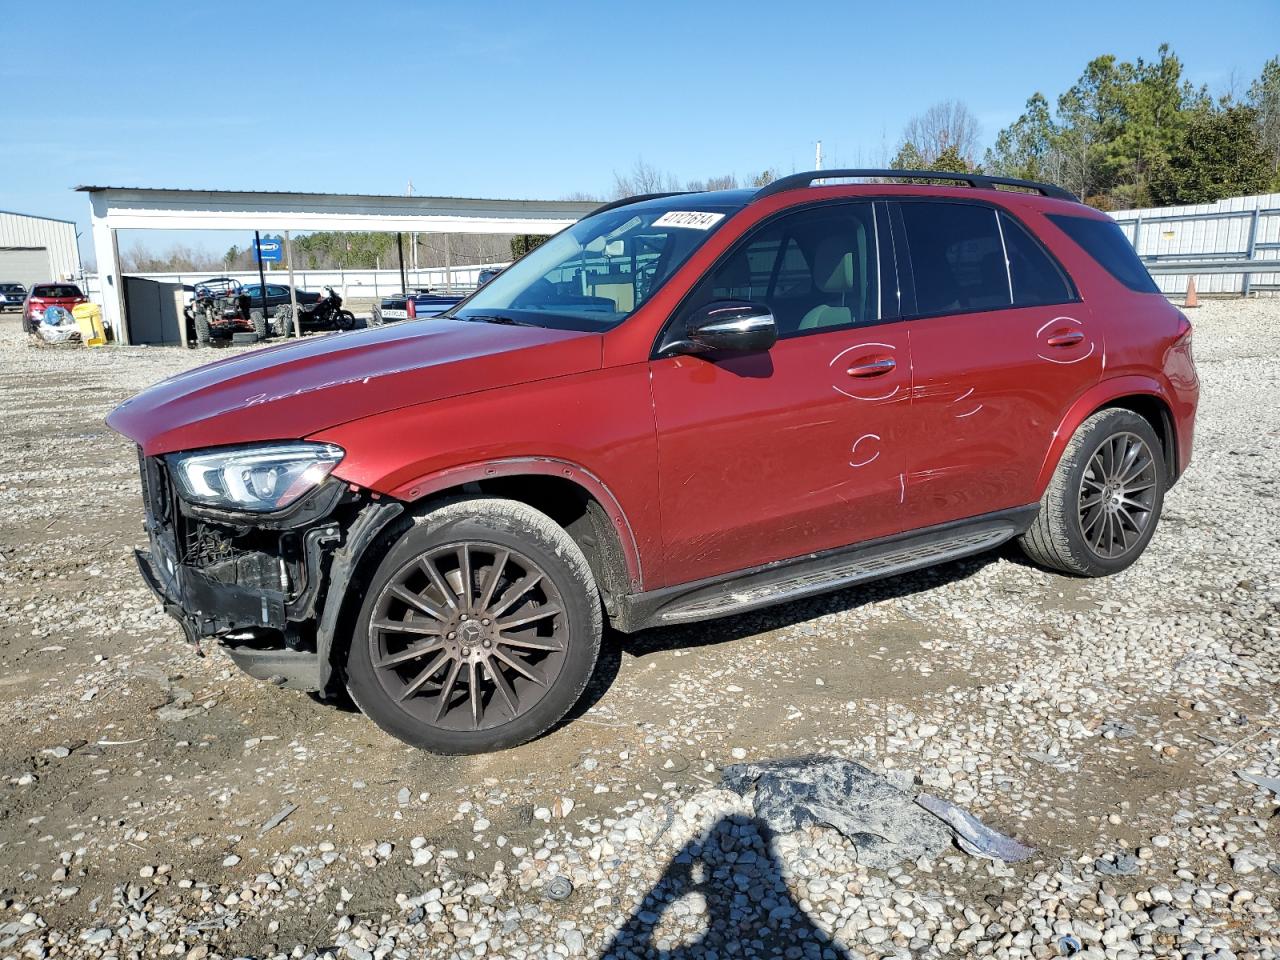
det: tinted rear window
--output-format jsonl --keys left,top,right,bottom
{"left": 32, "top": 284, "right": 83, "bottom": 298}
{"left": 900, "top": 202, "right": 1010, "bottom": 315}
{"left": 1047, "top": 214, "right": 1159, "bottom": 293}
{"left": 0, "top": 284, "right": 25, "bottom": 293}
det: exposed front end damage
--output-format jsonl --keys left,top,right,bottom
{"left": 133, "top": 449, "right": 401, "bottom": 693}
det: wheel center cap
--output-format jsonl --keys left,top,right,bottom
{"left": 459, "top": 621, "right": 485, "bottom": 644}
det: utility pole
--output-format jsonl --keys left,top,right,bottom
{"left": 815, "top": 140, "right": 823, "bottom": 171}
{"left": 407, "top": 179, "right": 418, "bottom": 282}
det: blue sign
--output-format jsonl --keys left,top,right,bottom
{"left": 253, "top": 236, "right": 283, "bottom": 262}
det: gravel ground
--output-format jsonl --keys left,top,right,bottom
{"left": 0, "top": 300, "right": 1277, "bottom": 960}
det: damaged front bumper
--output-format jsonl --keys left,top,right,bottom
{"left": 132, "top": 450, "right": 400, "bottom": 693}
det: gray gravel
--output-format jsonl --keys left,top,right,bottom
{"left": 0, "top": 298, "right": 1278, "bottom": 959}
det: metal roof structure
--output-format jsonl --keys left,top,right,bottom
{"left": 79, "top": 185, "right": 601, "bottom": 343}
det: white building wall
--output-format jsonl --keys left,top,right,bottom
{"left": 0, "top": 211, "right": 82, "bottom": 280}
{"left": 1110, "top": 193, "right": 1280, "bottom": 295}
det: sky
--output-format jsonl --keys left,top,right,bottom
{"left": 2, "top": 0, "right": 1277, "bottom": 266}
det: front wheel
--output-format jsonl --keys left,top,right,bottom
{"left": 334, "top": 309, "right": 356, "bottom": 331}
{"left": 1019, "top": 408, "right": 1166, "bottom": 577}
{"left": 345, "top": 499, "right": 602, "bottom": 754}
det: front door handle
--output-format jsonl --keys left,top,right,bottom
{"left": 1045, "top": 330, "right": 1085, "bottom": 347}
{"left": 847, "top": 357, "right": 896, "bottom": 377}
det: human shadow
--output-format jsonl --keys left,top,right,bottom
{"left": 600, "top": 813, "right": 851, "bottom": 959}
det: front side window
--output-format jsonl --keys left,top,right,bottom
{"left": 682, "top": 202, "right": 881, "bottom": 338}
{"left": 900, "top": 202, "right": 1011, "bottom": 316}
{"left": 451, "top": 200, "right": 743, "bottom": 332}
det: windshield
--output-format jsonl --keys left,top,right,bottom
{"left": 451, "top": 201, "right": 739, "bottom": 331}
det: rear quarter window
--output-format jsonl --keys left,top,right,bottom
{"left": 1047, "top": 214, "right": 1160, "bottom": 293}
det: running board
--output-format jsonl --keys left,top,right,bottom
{"left": 616, "top": 506, "right": 1036, "bottom": 631}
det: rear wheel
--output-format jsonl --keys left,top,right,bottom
{"left": 272, "top": 305, "right": 294, "bottom": 338}
{"left": 1019, "top": 408, "right": 1165, "bottom": 577}
{"left": 250, "top": 309, "right": 268, "bottom": 340}
{"left": 345, "top": 499, "right": 602, "bottom": 754}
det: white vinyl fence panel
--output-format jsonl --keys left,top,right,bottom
{"left": 1110, "top": 193, "right": 1280, "bottom": 296}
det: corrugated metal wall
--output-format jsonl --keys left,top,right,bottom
{"left": 0, "top": 211, "right": 82, "bottom": 281}
{"left": 1110, "top": 193, "right": 1280, "bottom": 295}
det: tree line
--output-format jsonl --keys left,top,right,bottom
{"left": 982, "top": 47, "right": 1279, "bottom": 209}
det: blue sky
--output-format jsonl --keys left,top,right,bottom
{"left": 2, "top": 0, "right": 1276, "bottom": 264}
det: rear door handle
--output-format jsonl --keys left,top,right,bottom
{"left": 847, "top": 358, "right": 896, "bottom": 377}
{"left": 1045, "top": 330, "right": 1085, "bottom": 347}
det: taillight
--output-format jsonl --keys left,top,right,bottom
{"left": 406, "top": 298, "right": 416, "bottom": 319}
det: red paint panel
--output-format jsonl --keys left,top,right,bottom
{"left": 107, "top": 319, "right": 601, "bottom": 456}
{"left": 314, "top": 364, "right": 661, "bottom": 589}
{"left": 649, "top": 326, "right": 912, "bottom": 586}
{"left": 907, "top": 303, "right": 1103, "bottom": 527}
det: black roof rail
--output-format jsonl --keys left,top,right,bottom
{"left": 753, "top": 169, "right": 1077, "bottom": 203}
{"left": 589, "top": 191, "right": 690, "bottom": 216}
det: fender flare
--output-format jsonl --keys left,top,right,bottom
{"left": 389, "top": 457, "right": 644, "bottom": 590}
{"left": 1034, "top": 375, "right": 1173, "bottom": 494}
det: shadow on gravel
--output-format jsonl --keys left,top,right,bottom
{"left": 600, "top": 814, "right": 850, "bottom": 959}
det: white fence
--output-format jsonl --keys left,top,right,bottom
{"left": 1110, "top": 193, "right": 1280, "bottom": 295}
{"left": 82, "top": 262, "right": 510, "bottom": 304}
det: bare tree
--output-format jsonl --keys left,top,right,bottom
{"left": 612, "top": 159, "right": 681, "bottom": 199}
{"left": 899, "top": 100, "right": 982, "bottom": 166}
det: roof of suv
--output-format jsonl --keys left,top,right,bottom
{"left": 598, "top": 170, "right": 1082, "bottom": 220}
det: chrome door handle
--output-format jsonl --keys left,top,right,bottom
{"left": 1046, "top": 331, "right": 1085, "bottom": 347}
{"left": 847, "top": 358, "right": 896, "bottom": 377}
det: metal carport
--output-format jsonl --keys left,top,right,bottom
{"left": 77, "top": 186, "right": 599, "bottom": 344}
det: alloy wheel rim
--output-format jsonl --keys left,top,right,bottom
{"left": 1077, "top": 431, "right": 1157, "bottom": 559}
{"left": 369, "top": 542, "right": 567, "bottom": 731}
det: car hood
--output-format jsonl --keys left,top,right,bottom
{"left": 108, "top": 319, "right": 602, "bottom": 456}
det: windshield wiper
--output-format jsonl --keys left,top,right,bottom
{"left": 461, "top": 314, "right": 542, "bottom": 328}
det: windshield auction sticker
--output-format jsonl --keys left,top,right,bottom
{"left": 652, "top": 211, "right": 725, "bottom": 230}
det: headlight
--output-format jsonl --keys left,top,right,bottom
{"left": 168, "top": 442, "right": 344, "bottom": 512}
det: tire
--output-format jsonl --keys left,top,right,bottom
{"left": 1019, "top": 408, "right": 1166, "bottom": 577}
{"left": 335, "top": 310, "right": 356, "bottom": 331}
{"left": 194, "top": 307, "right": 212, "bottom": 346}
{"left": 272, "top": 305, "right": 294, "bottom": 338}
{"left": 369, "top": 304, "right": 384, "bottom": 327}
{"left": 250, "top": 309, "right": 268, "bottom": 340}
{"left": 345, "top": 498, "right": 602, "bottom": 754}
{"left": 231, "top": 331, "right": 259, "bottom": 345}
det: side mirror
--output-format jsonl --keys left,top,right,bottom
{"left": 666, "top": 300, "right": 778, "bottom": 356}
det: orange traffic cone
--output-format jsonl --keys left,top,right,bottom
{"left": 1184, "top": 276, "right": 1200, "bottom": 309}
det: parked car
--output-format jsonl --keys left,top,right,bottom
{"left": 373, "top": 287, "right": 464, "bottom": 323}
{"left": 240, "top": 283, "right": 323, "bottom": 316}
{"left": 1, "top": 282, "right": 27, "bottom": 312}
{"left": 23, "top": 282, "right": 86, "bottom": 333}
{"left": 108, "top": 170, "right": 1198, "bottom": 755}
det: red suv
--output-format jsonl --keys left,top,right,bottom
{"left": 108, "top": 170, "right": 1198, "bottom": 754}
